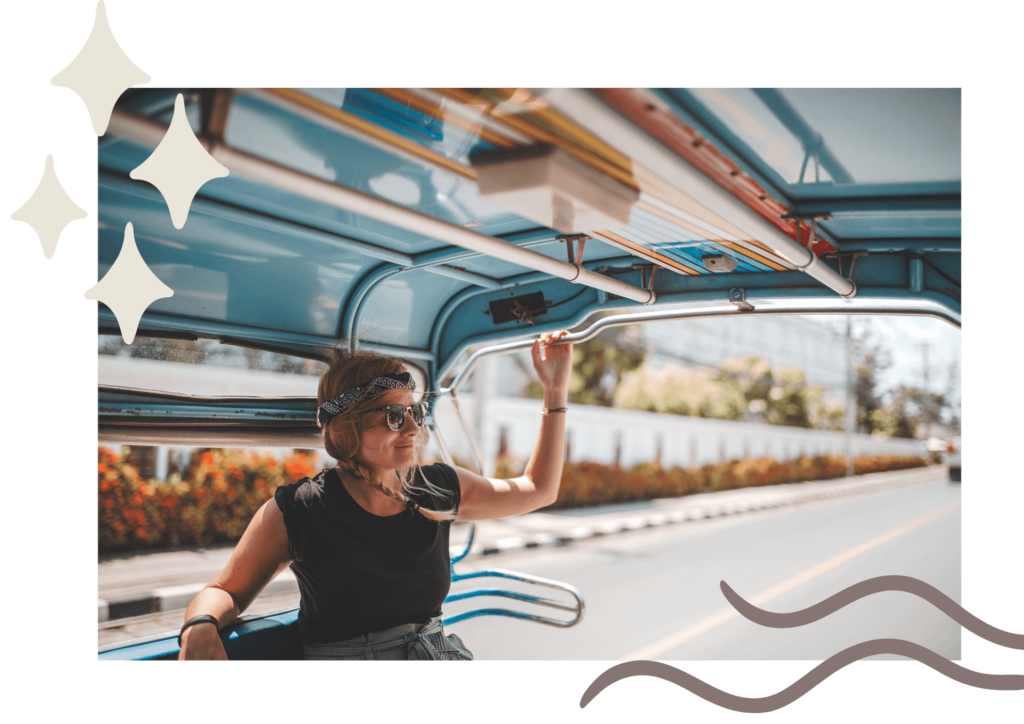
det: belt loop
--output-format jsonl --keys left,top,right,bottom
{"left": 405, "top": 631, "right": 445, "bottom": 660}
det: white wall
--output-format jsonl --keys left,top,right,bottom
{"left": 428, "top": 393, "right": 921, "bottom": 471}
{"left": 100, "top": 355, "right": 920, "bottom": 479}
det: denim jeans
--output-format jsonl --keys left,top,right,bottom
{"left": 302, "top": 617, "right": 473, "bottom": 660}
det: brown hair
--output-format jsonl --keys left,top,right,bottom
{"left": 318, "top": 348, "right": 455, "bottom": 522}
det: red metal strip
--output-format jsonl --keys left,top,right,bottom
{"left": 596, "top": 89, "right": 835, "bottom": 256}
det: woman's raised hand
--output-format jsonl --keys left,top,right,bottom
{"left": 532, "top": 330, "right": 573, "bottom": 395}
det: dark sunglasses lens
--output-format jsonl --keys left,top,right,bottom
{"left": 385, "top": 404, "right": 425, "bottom": 430}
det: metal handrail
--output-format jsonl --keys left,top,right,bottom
{"left": 441, "top": 295, "right": 961, "bottom": 393}
{"left": 433, "top": 419, "right": 585, "bottom": 629}
{"left": 444, "top": 569, "right": 585, "bottom": 628}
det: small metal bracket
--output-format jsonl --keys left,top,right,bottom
{"left": 779, "top": 211, "right": 833, "bottom": 222}
{"left": 780, "top": 211, "right": 832, "bottom": 259}
{"left": 729, "top": 288, "right": 754, "bottom": 311}
{"left": 558, "top": 234, "right": 589, "bottom": 266}
{"left": 823, "top": 251, "right": 868, "bottom": 282}
{"left": 199, "top": 89, "right": 234, "bottom": 146}
{"left": 640, "top": 265, "right": 658, "bottom": 291}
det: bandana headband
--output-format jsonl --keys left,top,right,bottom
{"left": 317, "top": 372, "right": 415, "bottom": 429}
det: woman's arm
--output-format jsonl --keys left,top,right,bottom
{"left": 456, "top": 330, "right": 572, "bottom": 521}
{"left": 178, "top": 497, "right": 292, "bottom": 660}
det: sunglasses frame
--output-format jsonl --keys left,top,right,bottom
{"left": 372, "top": 402, "right": 427, "bottom": 431}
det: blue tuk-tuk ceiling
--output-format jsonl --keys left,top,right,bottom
{"left": 98, "top": 88, "right": 960, "bottom": 387}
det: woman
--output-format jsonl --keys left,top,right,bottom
{"left": 178, "top": 330, "right": 572, "bottom": 660}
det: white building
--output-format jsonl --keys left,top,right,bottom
{"left": 485, "top": 315, "right": 849, "bottom": 401}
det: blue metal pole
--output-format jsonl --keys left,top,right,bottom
{"left": 909, "top": 257, "right": 924, "bottom": 293}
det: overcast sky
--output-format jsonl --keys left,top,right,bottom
{"left": 814, "top": 315, "right": 961, "bottom": 405}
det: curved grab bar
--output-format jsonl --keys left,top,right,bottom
{"left": 450, "top": 521, "right": 476, "bottom": 565}
{"left": 430, "top": 415, "right": 583, "bottom": 629}
{"left": 444, "top": 568, "right": 585, "bottom": 628}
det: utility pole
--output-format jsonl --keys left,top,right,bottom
{"left": 844, "top": 316, "right": 856, "bottom": 476}
{"left": 918, "top": 342, "right": 931, "bottom": 440}
{"left": 945, "top": 357, "right": 959, "bottom": 434}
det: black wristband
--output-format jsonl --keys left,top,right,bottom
{"left": 178, "top": 615, "right": 220, "bottom": 648}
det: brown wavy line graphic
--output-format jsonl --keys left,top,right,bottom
{"left": 721, "top": 575, "right": 1024, "bottom": 649}
{"left": 580, "top": 640, "right": 1024, "bottom": 713}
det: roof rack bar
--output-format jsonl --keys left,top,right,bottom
{"left": 539, "top": 90, "right": 857, "bottom": 299}
{"left": 751, "top": 89, "right": 854, "bottom": 185}
{"left": 106, "top": 110, "right": 656, "bottom": 307}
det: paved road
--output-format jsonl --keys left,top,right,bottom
{"left": 99, "top": 473, "right": 954, "bottom": 659}
{"left": 449, "top": 477, "right": 960, "bottom": 660}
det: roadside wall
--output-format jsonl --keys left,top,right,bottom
{"left": 430, "top": 393, "right": 922, "bottom": 475}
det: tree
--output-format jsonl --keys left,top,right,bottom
{"left": 615, "top": 355, "right": 845, "bottom": 430}
{"left": 526, "top": 325, "right": 646, "bottom": 406}
{"left": 870, "top": 386, "right": 947, "bottom": 439}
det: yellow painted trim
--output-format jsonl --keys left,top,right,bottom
{"left": 372, "top": 88, "right": 517, "bottom": 149}
{"left": 635, "top": 200, "right": 788, "bottom": 271}
{"left": 527, "top": 108, "right": 634, "bottom": 172}
{"left": 432, "top": 89, "right": 640, "bottom": 191}
{"left": 595, "top": 230, "right": 701, "bottom": 275}
{"left": 634, "top": 165, "right": 757, "bottom": 242}
{"left": 264, "top": 88, "right": 476, "bottom": 180}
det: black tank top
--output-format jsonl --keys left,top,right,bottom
{"left": 274, "top": 464, "right": 460, "bottom": 644}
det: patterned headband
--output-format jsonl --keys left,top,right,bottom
{"left": 316, "top": 372, "right": 415, "bottom": 429}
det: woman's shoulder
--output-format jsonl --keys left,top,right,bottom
{"left": 275, "top": 468, "right": 332, "bottom": 507}
{"left": 419, "top": 462, "right": 458, "bottom": 491}
{"left": 414, "top": 462, "right": 460, "bottom": 512}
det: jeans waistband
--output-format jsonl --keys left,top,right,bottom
{"left": 303, "top": 617, "right": 469, "bottom": 660}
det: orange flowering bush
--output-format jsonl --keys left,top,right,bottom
{"left": 100, "top": 445, "right": 930, "bottom": 550}
{"left": 539, "top": 453, "right": 929, "bottom": 511}
{"left": 98, "top": 446, "right": 319, "bottom": 554}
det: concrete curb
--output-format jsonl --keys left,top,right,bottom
{"left": 472, "top": 467, "right": 939, "bottom": 556}
{"left": 99, "top": 466, "right": 943, "bottom": 623}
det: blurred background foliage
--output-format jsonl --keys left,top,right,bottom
{"left": 525, "top": 322, "right": 956, "bottom": 440}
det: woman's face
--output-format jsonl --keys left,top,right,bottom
{"left": 356, "top": 389, "right": 421, "bottom": 474}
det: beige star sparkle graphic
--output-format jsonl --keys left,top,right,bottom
{"left": 11, "top": 155, "right": 87, "bottom": 258}
{"left": 51, "top": 1, "right": 150, "bottom": 135}
{"left": 85, "top": 222, "right": 173, "bottom": 344}
{"left": 129, "top": 93, "right": 229, "bottom": 229}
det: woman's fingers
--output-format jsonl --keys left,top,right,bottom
{"left": 536, "top": 330, "right": 565, "bottom": 361}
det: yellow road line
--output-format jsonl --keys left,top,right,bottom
{"left": 622, "top": 498, "right": 962, "bottom": 661}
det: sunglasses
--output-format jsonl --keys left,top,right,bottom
{"left": 372, "top": 403, "right": 427, "bottom": 431}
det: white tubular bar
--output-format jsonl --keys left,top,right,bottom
{"left": 106, "top": 110, "right": 656, "bottom": 306}
{"left": 539, "top": 90, "right": 857, "bottom": 299}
